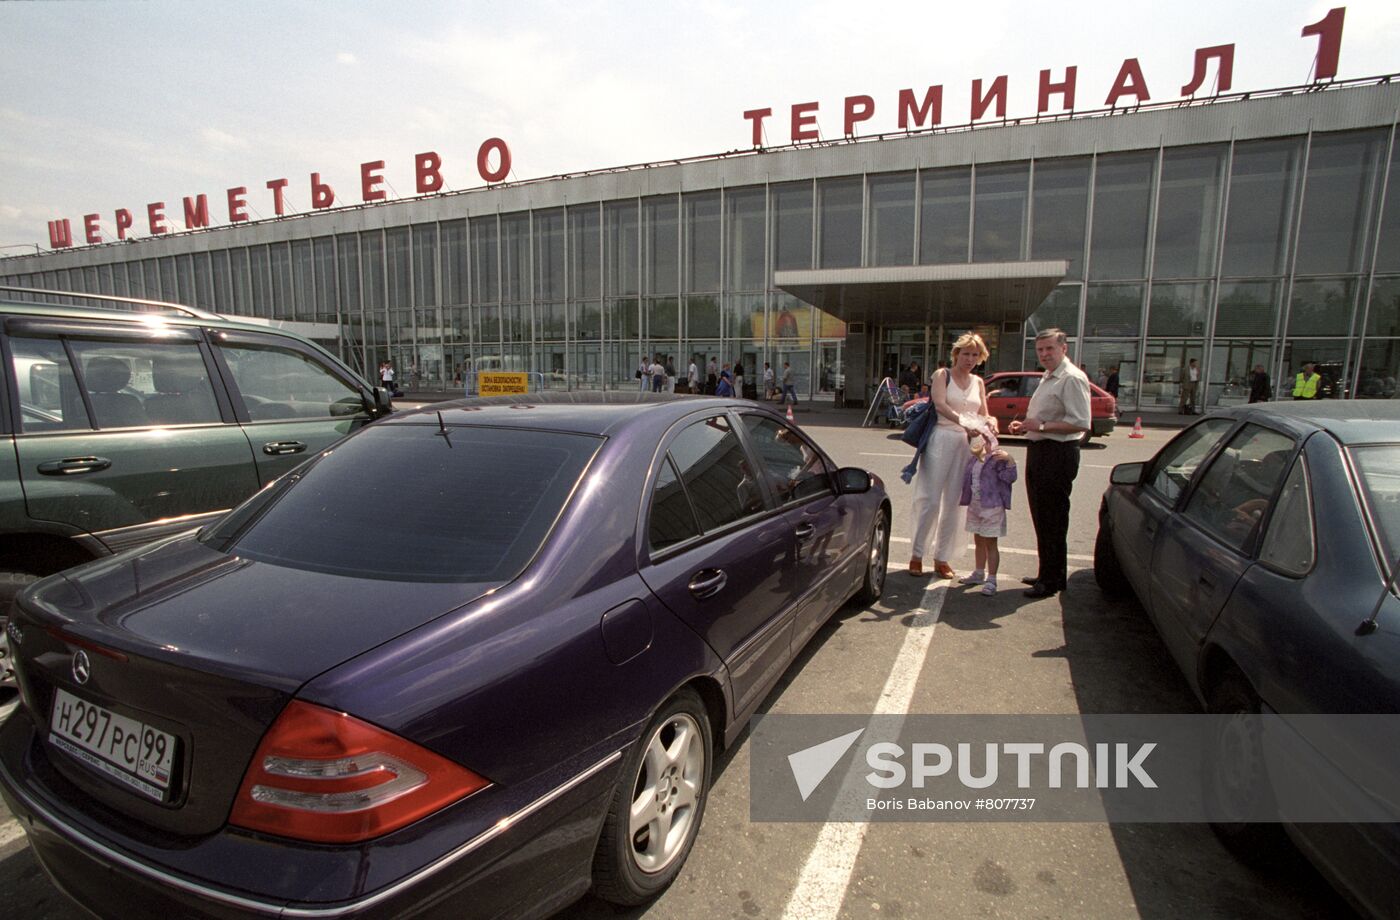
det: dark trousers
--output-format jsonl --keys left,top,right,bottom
{"left": 1026, "top": 439, "right": 1081, "bottom": 591}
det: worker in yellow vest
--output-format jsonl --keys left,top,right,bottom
{"left": 1292, "top": 362, "right": 1322, "bottom": 400}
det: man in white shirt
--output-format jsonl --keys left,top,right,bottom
{"left": 1179, "top": 358, "right": 1200, "bottom": 414}
{"left": 763, "top": 362, "right": 776, "bottom": 400}
{"left": 687, "top": 357, "right": 700, "bottom": 394}
{"left": 1009, "top": 329, "right": 1091, "bottom": 598}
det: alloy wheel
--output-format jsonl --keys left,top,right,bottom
{"left": 628, "top": 712, "right": 705, "bottom": 874}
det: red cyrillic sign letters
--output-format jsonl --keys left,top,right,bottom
{"left": 740, "top": 8, "right": 1347, "bottom": 146}
{"left": 46, "top": 140, "right": 515, "bottom": 247}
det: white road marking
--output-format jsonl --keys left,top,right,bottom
{"left": 887, "top": 536, "right": 1092, "bottom": 563}
{"left": 782, "top": 582, "right": 948, "bottom": 920}
{"left": 0, "top": 818, "right": 26, "bottom": 848}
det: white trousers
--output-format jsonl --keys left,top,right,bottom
{"left": 909, "top": 425, "right": 969, "bottom": 562}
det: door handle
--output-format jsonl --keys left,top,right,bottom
{"left": 262, "top": 440, "right": 307, "bottom": 456}
{"left": 795, "top": 523, "right": 816, "bottom": 542}
{"left": 688, "top": 569, "right": 727, "bottom": 600}
{"left": 37, "top": 456, "right": 111, "bottom": 476}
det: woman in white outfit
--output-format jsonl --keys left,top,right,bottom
{"left": 908, "top": 333, "right": 991, "bottom": 579}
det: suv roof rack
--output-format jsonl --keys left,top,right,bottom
{"left": 0, "top": 285, "right": 225, "bottom": 322}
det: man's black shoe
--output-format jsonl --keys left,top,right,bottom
{"left": 1021, "top": 577, "right": 1039, "bottom": 586}
{"left": 1023, "top": 582, "right": 1057, "bottom": 599}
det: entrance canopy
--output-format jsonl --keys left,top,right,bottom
{"left": 775, "top": 261, "right": 1069, "bottom": 327}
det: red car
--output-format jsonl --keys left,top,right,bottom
{"left": 984, "top": 371, "right": 1118, "bottom": 438}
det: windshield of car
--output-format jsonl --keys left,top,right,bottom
{"left": 201, "top": 424, "right": 601, "bottom": 582}
{"left": 1350, "top": 445, "right": 1400, "bottom": 577}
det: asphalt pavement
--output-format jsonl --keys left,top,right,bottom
{"left": 0, "top": 410, "right": 1354, "bottom": 919}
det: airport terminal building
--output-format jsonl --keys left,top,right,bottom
{"left": 3, "top": 76, "right": 1399, "bottom": 411}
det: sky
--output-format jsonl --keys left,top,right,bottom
{"left": 2, "top": 0, "right": 1399, "bottom": 253}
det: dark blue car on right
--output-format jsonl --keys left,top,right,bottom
{"left": 1095, "top": 401, "right": 1400, "bottom": 919}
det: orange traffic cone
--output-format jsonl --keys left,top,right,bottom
{"left": 786, "top": 403, "right": 796, "bottom": 423}
{"left": 1129, "top": 416, "right": 1145, "bottom": 438}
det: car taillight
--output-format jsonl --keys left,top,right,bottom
{"left": 230, "top": 700, "right": 489, "bottom": 843}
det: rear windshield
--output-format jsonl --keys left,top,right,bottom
{"left": 202, "top": 424, "right": 601, "bottom": 582}
{"left": 1351, "top": 445, "right": 1400, "bottom": 575}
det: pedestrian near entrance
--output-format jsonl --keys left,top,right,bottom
{"left": 687, "top": 357, "right": 699, "bottom": 394}
{"left": 958, "top": 419, "right": 1017, "bottom": 596}
{"left": 1009, "top": 329, "right": 1091, "bottom": 599}
{"left": 899, "top": 361, "right": 921, "bottom": 394}
{"left": 665, "top": 355, "right": 677, "bottom": 393}
{"left": 734, "top": 363, "right": 745, "bottom": 400}
{"left": 715, "top": 366, "right": 735, "bottom": 397}
{"left": 706, "top": 356, "right": 718, "bottom": 395}
{"left": 650, "top": 356, "right": 666, "bottom": 393}
{"left": 1293, "top": 362, "right": 1322, "bottom": 399}
{"left": 781, "top": 362, "right": 797, "bottom": 405}
{"left": 1105, "top": 365, "right": 1120, "bottom": 400}
{"left": 906, "top": 333, "right": 990, "bottom": 580}
{"left": 1249, "top": 364, "right": 1272, "bottom": 403}
{"left": 1179, "top": 358, "right": 1199, "bottom": 414}
{"left": 763, "top": 362, "right": 776, "bottom": 400}
{"left": 638, "top": 355, "right": 650, "bottom": 392}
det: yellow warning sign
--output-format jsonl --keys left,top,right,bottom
{"left": 478, "top": 372, "right": 529, "bottom": 396}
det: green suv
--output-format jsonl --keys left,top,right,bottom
{"left": 0, "top": 289, "right": 392, "bottom": 700}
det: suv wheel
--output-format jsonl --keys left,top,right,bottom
{"left": 0, "top": 570, "right": 40, "bottom": 707}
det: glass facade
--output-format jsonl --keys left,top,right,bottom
{"left": 5, "top": 117, "right": 1397, "bottom": 408}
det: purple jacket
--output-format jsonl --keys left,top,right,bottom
{"left": 960, "top": 454, "right": 1017, "bottom": 510}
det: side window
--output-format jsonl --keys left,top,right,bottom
{"left": 9, "top": 336, "right": 89, "bottom": 432}
{"left": 1145, "top": 418, "right": 1234, "bottom": 504}
{"left": 1182, "top": 424, "right": 1296, "bottom": 554}
{"left": 68, "top": 339, "right": 221, "bottom": 427}
{"left": 740, "top": 415, "right": 832, "bottom": 504}
{"left": 667, "top": 415, "right": 764, "bottom": 533}
{"left": 648, "top": 456, "right": 701, "bottom": 552}
{"left": 1349, "top": 445, "right": 1400, "bottom": 575}
{"left": 1258, "top": 456, "right": 1315, "bottom": 576}
{"left": 220, "top": 343, "right": 363, "bottom": 420}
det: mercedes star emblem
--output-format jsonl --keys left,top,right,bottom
{"left": 72, "top": 649, "right": 91, "bottom": 685}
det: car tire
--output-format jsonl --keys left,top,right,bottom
{"left": 1093, "top": 527, "right": 1133, "bottom": 601}
{"left": 0, "top": 571, "right": 40, "bottom": 702}
{"left": 853, "top": 508, "right": 889, "bottom": 606}
{"left": 593, "top": 688, "right": 712, "bottom": 906}
{"left": 1203, "top": 673, "right": 1290, "bottom": 866}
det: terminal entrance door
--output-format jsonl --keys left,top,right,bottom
{"left": 880, "top": 327, "right": 932, "bottom": 389}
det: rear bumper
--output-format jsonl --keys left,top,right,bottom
{"left": 1092, "top": 416, "right": 1117, "bottom": 437}
{"left": 0, "top": 713, "right": 619, "bottom": 919}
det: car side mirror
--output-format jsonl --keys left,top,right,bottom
{"left": 1110, "top": 461, "right": 1145, "bottom": 486}
{"left": 365, "top": 386, "right": 394, "bottom": 418}
{"left": 836, "top": 467, "right": 872, "bottom": 494}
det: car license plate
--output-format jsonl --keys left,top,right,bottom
{"left": 49, "top": 687, "right": 176, "bottom": 802}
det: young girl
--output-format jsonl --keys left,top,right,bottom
{"left": 958, "top": 419, "right": 1018, "bottom": 595}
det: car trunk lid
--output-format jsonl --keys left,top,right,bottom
{"left": 12, "top": 534, "right": 499, "bottom": 836}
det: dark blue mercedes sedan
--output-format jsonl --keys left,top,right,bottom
{"left": 0, "top": 392, "right": 890, "bottom": 918}
{"left": 1094, "top": 401, "right": 1400, "bottom": 920}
